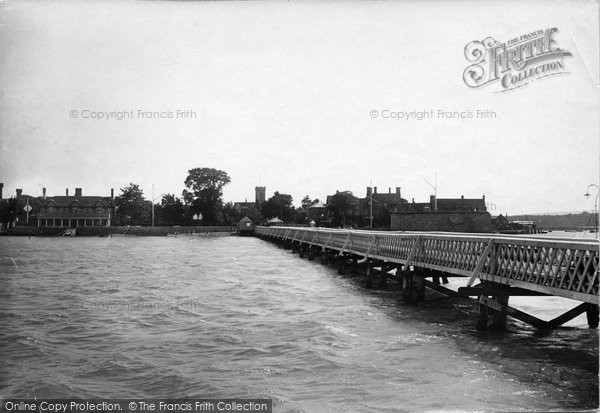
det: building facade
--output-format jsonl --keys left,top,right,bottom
{"left": 37, "top": 187, "right": 115, "bottom": 227}
{"left": 391, "top": 195, "right": 492, "bottom": 233}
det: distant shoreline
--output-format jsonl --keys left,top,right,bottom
{"left": 1, "top": 225, "right": 235, "bottom": 237}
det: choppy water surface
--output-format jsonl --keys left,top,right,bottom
{"left": 0, "top": 236, "right": 597, "bottom": 412}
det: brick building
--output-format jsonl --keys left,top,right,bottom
{"left": 391, "top": 195, "right": 492, "bottom": 233}
{"left": 37, "top": 187, "right": 115, "bottom": 227}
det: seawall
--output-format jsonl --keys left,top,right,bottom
{"left": 4, "top": 225, "right": 234, "bottom": 236}
{"left": 390, "top": 211, "right": 493, "bottom": 233}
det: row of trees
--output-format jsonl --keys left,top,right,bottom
{"left": 114, "top": 167, "right": 326, "bottom": 226}
{"left": 114, "top": 167, "right": 232, "bottom": 226}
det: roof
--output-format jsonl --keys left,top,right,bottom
{"left": 371, "top": 193, "right": 407, "bottom": 204}
{"left": 239, "top": 216, "right": 252, "bottom": 223}
{"left": 308, "top": 201, "right": 326, "bottom": 208}
{"left": 267, "top": 217, "right": 283, "bottom": 223}
{"left": 40, "top": 196, "right": 113, "bottom": 208}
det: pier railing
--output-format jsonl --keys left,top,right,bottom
{"left": 255, "top": 226, "right": 599, "bottom": 304}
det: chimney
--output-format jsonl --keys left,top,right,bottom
{"left": 396, "top": 187, "right": 401, "bottom": 197}
{"left": 111, "top": 188, "right": 114, "bottom": 199}
{"left": 0, "top": 183, "right": 3, "bottom": 199}
{"left": 75, "top": 188, "right": 82, "bottom": 197}
{"left": 66, "top": 188, "right": 69, "bottom": 196}
{"left": 16, "top": 188, "right": 22, "bottom": 198}
{"left": 43, "top": 187, "right": 46, "bottom": 199}
{"left": 461, "top": 195, "right": 464, "bottom": 199}
{"left": 388, "top": 187, "right": 391, "bottom": 194}
{"left": 412, "top": 198, "right": 415, "bottom": 203}
{"left": 366, "top": 186, "right": 372, "bottom": 197}
{"left": 374, "top": 186, "right": 377, "bottom": 194}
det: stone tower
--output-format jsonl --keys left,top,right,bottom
{"left": 255, "top": 186, "right": 266, "bottom": 204}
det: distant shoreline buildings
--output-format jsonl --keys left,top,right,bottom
{"left": 0, "top": 180, "right": 534, "bottom": 234}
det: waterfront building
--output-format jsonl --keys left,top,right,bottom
{"left": 324, "top": 186, "right": 408, "bottom": 227}
{"left": 36, "top": 187, "right": 115, "bottom": 227}
{"left": 391, "top": 195, "right": 492, "bottom": 232}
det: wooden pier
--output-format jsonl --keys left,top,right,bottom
{"left": 255, "top": 226, "right": 599, "bottom": 330}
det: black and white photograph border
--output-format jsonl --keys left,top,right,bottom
{"left": 0, "top": 0, "right": 598, "bottom": 412}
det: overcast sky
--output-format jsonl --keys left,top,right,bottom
{"left": 0, "top": 0, "right": 598, "bottom": 215}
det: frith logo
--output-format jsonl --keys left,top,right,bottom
{"left": 463, "top": 28, "right": 572, "bottom": 92}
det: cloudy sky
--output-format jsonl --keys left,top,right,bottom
{"left": 0, "top": 0, "right": 598, "bottom": 215}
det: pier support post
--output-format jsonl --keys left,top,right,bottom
{"left": 351, "top": 257, "right": 359, "bottom": 275}
{"left": 337, "top": 256, "right": 346, "bottom": 275}
{"left": 586, "top": 304, "right": 599, "bottom": 328}
{"left": 307, "top": 247, "right": 315, "bottom": 261}
{"left": 378, "top": 264, "right": 388, "bottom": 289}
{"left": 476, "top": 281, "right": 490, "bottom": 330}
{"left": 366, "top": 262, "right": 374, "bottom": 288}
{"left": 320, "top": 249, "right": 328, "bottom": 265}
{"left": 402, "top": 272, "right": 413, "bottom": 303}
{"left": 489, "top": 285, "right": 510, "bottom": 330}
{"left": 299, "top": 244, "right": 305, "bottom": 258}
{"left": 413, "top": 275, "right": 425, "bottom": 302}
{"left": 476, "top": 299, "right": 489, "bottom": 330}
{"left": 476, "top": 282, "right": 510, "bottom": 330}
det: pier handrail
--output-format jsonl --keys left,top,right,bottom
{"left": 255, "top": 226, "right": 599, "bottom": 304}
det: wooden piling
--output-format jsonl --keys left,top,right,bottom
{"left": 413, "top": 275, "right": 425, "bottom": 302}
{"left": 366, "top": 262, "right": 374, "bottom": 288}
{"left": 351, "top": 257, "right": 359, "bottom": 275}
{"left": 320, "top": 250, "right": 328, "bottom": 265}
{"left": 402, "top": 272, "right": 413, "bottom": 303}
{"left": 337, "top": 255, "right": 346, "bottom": 275}
{"left": 489, "top": 287, "right": 510, "bottom": 330}
{"left": 476, "top": 298, "right": 489, "bottom": 330}
{"left": 586, "top": 303, "right": 599, "bottom": 328}
{"left": 378, "top": 264, "right": 388, "bottom": 288}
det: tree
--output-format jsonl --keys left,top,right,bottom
{"left": 301, "top": 195, "right": 312, "bottom": 210}
{"left": 115, "top": 183, "right": 147, "bottom": 225}
{"left": 262, "top": 192, "right": 295, "bottom": 222}
{"left": 182, "top": 167, "right": 231, "bottom": 225}
{"left": 0, "top": 198, "right": 18, "bottom": 229}
{"left": 301, "top": 195, "right": 320, "bottom": 210}
{"left": 155, "top": 194, "right": 185, "bottom": 225}
{"left": 326, "top": 191, "right": 358, "bottom": 227}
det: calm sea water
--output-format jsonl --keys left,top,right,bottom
{"left": 0, "top": 235, "right": 598, "bottom": 412}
